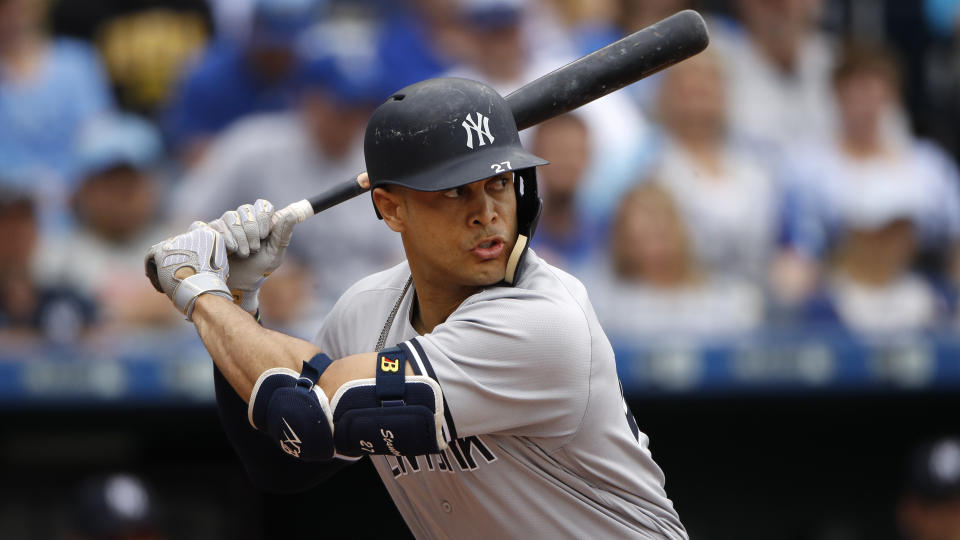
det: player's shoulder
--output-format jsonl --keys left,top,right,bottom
{"left": 464, "top": 250, "right": 593, "bottom": 331}
{"left": 517, "top": 249, "right": 591, "bottom": 304}
{"left": 328, "top": 261, "right": 412, "bottom": 315}
{"left": 316, "top": 261, "right": 412, "bottom": 348}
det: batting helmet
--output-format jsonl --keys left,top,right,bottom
{"left": 364, "top": 77, "right": 548, "bottom": 285}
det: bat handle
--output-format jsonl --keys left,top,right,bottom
{"left": 270, "top": 172, "right": 371, "bottom": 227}
{"left": 309, "top": 172, "right": 371, "bottom": 214}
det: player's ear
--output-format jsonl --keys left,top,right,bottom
{"left": 373, "top": 186, "right": 406, "bottom": 233}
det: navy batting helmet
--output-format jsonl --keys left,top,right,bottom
{"left": 364, "top": 77, "right": 548, "bottom": 285}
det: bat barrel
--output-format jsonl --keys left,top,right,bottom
{"left": 507, "top": 9, "right": 709, "bottom": 131}
{"left": 303, "top": 10, "right": 709, "bottom": 218}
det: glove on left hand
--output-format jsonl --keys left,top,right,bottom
{"left": 145, "top": 221, "right": 232, "bottom": 320}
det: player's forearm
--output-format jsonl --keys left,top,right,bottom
{"left": 192, "top": 294, "right": 322, "bottom": 400}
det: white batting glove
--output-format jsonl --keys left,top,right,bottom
{"left": 207, "top": 199, "right": 300, "bottom": 313}
{"left": 144, "top": 222, "right": 232, "bottom": 320}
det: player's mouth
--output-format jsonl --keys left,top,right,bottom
{"left": 471, "top": 236, "right": 505, "bottom": 260}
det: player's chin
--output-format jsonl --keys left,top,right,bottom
{"left": 467, "top": 259, "right": 509, "bottom": 286}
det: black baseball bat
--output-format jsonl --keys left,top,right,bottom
{"left": 277, "top": 9, "right": 709, "bottom": 225}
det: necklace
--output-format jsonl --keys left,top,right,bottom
{"left": 376, "top": 274, "right": 413, "bottom": 352}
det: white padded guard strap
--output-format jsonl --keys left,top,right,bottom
{"left": 329, "top": 375, "right": 448, "bottom": 453}
{"left": 174, "top": 272, "right": 232, "bottom": 320}
{"left": 503, "top": 234, "right": 527, "bottom": 285}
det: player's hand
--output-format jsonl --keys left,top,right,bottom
{"left": 207, "top": 199, "right": 299, "bottom": 313}
{"left": 144, "top": 221, "right": 233, "bottom": 320}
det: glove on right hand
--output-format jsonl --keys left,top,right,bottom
{"left": 208, "top": 199, "right": 301, "bottom": 313}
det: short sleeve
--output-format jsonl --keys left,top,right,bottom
{"left": 314, "top": 297, "right": 347, "bottom": 359}
{"left": 399, "top": 291, "right": 592, "bottom": 446}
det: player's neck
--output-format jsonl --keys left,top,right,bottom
{"left": 409, "top": 282, "right": 479, "bottom": 334}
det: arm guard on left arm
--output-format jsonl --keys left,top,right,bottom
{"left": 213, "top": 365, "right": 349, "bottom": 493}
{"left": 247, "top": 347, "right": 447, "bottom": 461}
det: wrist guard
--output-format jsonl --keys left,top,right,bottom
{"left": 175, "top": 272, "right": 233, "bottom": 320}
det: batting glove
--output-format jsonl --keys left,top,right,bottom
{"left": 207, "top": 199, "right": 301, "bottom": 313}
{"left": 144, "top": 221, "right": 233, "bottom": 320}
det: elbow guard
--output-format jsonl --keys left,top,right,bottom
{"left": 331, "top": 346, "right": 447, "bottom": 458}
{"left": 248, "top": 354, "right": 336, "bottom": 462}
{"left": 249, "top": 347, "right": 447, "bottom": 461}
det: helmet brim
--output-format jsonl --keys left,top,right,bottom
{"left": 370, "top": 143, "right": 548, "bottom": 192}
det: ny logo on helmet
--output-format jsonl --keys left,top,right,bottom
{"left": 462, "top": 112, "right": 495, "bottom": 149}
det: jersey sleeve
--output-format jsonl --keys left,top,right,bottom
{"left": 313, "top": 282, "right": 376, "bottom": 359}
{"left": 399, "top": 290, "right": 592, "bottom": 446}
{"left": 313, "top": 299, "right": 345, "bottom": 358}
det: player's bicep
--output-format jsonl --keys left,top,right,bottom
{"left": 318, "top": 352, "right": 412, "bottom": 401}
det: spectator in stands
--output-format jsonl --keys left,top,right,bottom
{"left": 711, "top": 0, "right": 837, "bottom": 155}
{"left": 163, "top": 0, "right": 320, "bottom": 166}
{"left": 33, "top": 114, "right": 179, "bottom": 332}
{"left": 0, "top": 186, "right": 95, "bottom": 343}
{"left": 171, "top": 53, "right": 402, "bottom": 318}
{"left": 587, "top": 182, "right": 765, "bottom": 342}
{"left": 447, "top": 0, "right": 653, "bottom": 226}
{"left": 803, "top": 183, "right": 948, "bottom": 335}
{"left": 0, "top": 0, "right": 113, "bottom": 232}
{"left": 898, "top": 437, "right": 960, "bottom": 540}
{"left": 374, "top": 0, "right": 465, "bottom": 92}
{"left": 616, "top": 0, "right": 694, "bottom": 115}
{"left": 257, "top": 253, "right": 324, "bottom": 340}
{"left": 541, "top": 0, "right": 619, "bottom": 56}
{"left": 529, "top": 113, "right": 601, "bottom": 274}
{"left": 774, "top": 43, "right": 960, "bottom": 307}
{"left": 546, "top": 0, "right": 692, "bottom": 114}
{"left": 49, "top": 0, "right": 212, "bottom": 116}
{"left": 651, "top": 49, "right": 779, "bottom": 281}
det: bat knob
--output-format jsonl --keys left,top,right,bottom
{"left": 270, "top": 199, "right": 314, "bottom": 228}
{"left": 357, "top": 172, "right": 370, "bottom": 189}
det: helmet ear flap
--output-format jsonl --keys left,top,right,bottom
{"left": 515, "top": 168, "right": 541, "bottom": 241}
{"left": 503, "top": 168, "right": 541, "bottom": 285}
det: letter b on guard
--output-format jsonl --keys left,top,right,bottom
{"left": 380, "top": 356, "right": 400, "bottom": 373}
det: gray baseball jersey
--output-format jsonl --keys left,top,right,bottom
{"left": 315, "top": 251, "right": 686, "bottom": 539}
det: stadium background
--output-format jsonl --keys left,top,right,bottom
{"left": 2, "top": 0, "right": 960, "bottom": 538}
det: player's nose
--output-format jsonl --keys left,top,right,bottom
{"left": 470, "top": 191, "right": 499, "bottom": 227}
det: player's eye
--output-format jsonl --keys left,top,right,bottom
{"left": 442, "top": 186, "right": 465, "bottom": 198}
{"left": 488, "top": 176, "right": 510, "bottom": 191}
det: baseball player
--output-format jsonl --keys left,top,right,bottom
{"left": 145, "top": 78, "right": 687, "bottom": 539}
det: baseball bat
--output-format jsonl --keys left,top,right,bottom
{"left": 277, "top": 9, "right": 709, "bottom": 224}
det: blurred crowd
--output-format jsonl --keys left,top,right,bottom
{"left": 5, "top": 0, "right": 960, "bottom": 349}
